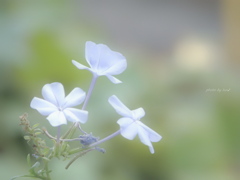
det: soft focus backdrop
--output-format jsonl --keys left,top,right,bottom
{"left": 0, "top": 0, "right": 240, "bottom": 180}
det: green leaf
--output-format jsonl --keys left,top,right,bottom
{"left": 28, "top": 161, "right": 40, "bottom": 177}
{"left": 32, "top": 123, "right": 40, "bottom": 129}
{"left": 42, "top": 157, "right": 50, "bottom": 161}
{"left": 30, "top": 161, "right": 40, "bottom": 170}
{"left": 27, "top": 154, "right": 31, "bottom": 167}
{"left": 42, "top": 147, "right": 50, "bottom": 156}
{"left": 35, "top": 131, "right": 42, "bottom": 136}
{"left": 24, "top": 136, "right": 30, "bottom": 141}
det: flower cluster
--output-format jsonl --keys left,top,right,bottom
{"left": 15, "top": 41, "right": 162, "bottom": 180}
{"left": 31, "top": 41, "right": 161, "bottom": 154}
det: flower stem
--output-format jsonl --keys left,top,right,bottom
{"left": 42, "top": 128, "right": 83, "bottom": 142}
{"left": 82, "top": 73, "right": 98, "bottom": 110}
{"left": 65, "top": 148, "right": 95, "bottom": 169}
{"left": 89, "top": 130, "right": 121, "bottom": 147}
{"left": 44, "top": 160, "right": 51, "bottom": 180}
{"left": 68, "top": 147, "right": 82, "bottom": 155}
{"left": 72, "top": 73, "right": 98, "bottom": 132}
{"left": 57, "top": 126, "right": 61, "bottom": 143}
{"left": 64, "top": 130, "right": 121, "bottom": 169}
{"left": 61, "top": 124, "right": 75, "bottom": 139}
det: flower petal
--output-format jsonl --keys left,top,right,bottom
{"left": 106, "top": 75, "right": 122, "bottom": 84}
{"left": 72, "top": 60, "right": 90, "bottom": 70}
{"left": 101, "top": 58, "right": 127, "bottom": 75}
{"left": 137, "top": 121, "right": 162, "bottom": 142}
{"left": 63, "top": 108, "right": 88, "bottom": 124}
{"left": 42, "top": 82, "right": 65, "bottom": 107}
{"left": 137, "top": 126, "right": 155, "bottom": 153}
{"left": 117, "top": 118, "right": 138, "bottom": 140}
{"left": 148, "top": 146, "right": 155, "bottom": 154}
{"left": 47, "top": 111, "right": 67, "bottom": 127}
{"left": 63, "top": 87, "right": 86, "bottom": 108}
{"left": 85, "top": 41, "right": 101, "bottom": 70}
{"left": 132, "top": 108, "right": 145, "bottom": 120}
{"left": 108, "top": 95, "right": 132, "bottom": 117}
{"left": 30, "top": 97, "right": 57, "bottom": 116}
{"left": 85, "top": 41, "right": 127, "bottom": 76}
{"left": 96, "top": 48, "right": 126, "bottom": 75}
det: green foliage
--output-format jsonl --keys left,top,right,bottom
{"left": 19, "top": 114, "right": 49, "bottom": 158}
{"left": 13, "top": 113, "right": 104, "bottom": 180}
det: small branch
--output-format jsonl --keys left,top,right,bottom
{"left": 78, "top": 123, "right": 87, "bottom": 134}
{"left": 42, "top": 128, "right": 84, "bottom": 142}
{"left": 42, "top": 128, "right": 56, "bottom": 140}
{"left": 61, "top": 123, "right": 75, "bottom": 139}
{"left": 57, "top": 126, "right": 61, "bottom": 143}
{"left": 72, "top": 75, "right": 98, "bottom": 129}
{"left": 82, "top": 74, "right": 98, "bottom": 110}
{"left": 65, "top": 148, "right": 95, "bottom": 169}
{"left": 61, "top": 138, "right": 84, "bottom": 142}
{"left": 89, "top": 130, "right": 121, "bottom": 147}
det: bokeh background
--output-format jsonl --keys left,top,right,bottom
{"left": 1, "top": 0, "right": 240, "bottom": 179}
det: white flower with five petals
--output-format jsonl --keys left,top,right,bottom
{"left": 72, "top": 41, "right": 127, "bottom": 84}
{"left": 108, "top": 95, "right": 162, "bottom": 153}
{"left": 30, "top": 82, "right": 88, "bottom": 127}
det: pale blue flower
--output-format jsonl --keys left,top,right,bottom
{"left": 108, "top": 95, "right": 162, "bottom": 153}
{"left": 72, "top": 41, "right": 127, "bottom": 84}
{"left": 30, "top": 82, "right": 88, "bottom": 127}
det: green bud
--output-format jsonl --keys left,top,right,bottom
{"left": 30, "top": 161, "right": 40, "bottom": 169}
{"left": 32, "top": 123, "right": 40, "bottom": 129}
{"left": 27, "top": 154, "right": 31, "bottom": 167}
{"left": 42, "top": 157, "right": 50, "bottom": 162}
{"left": 34, "top": 131, "right": 42, "bottom": 136}
{"left": 24, "top": 136, "right": 30, "bottom": 141}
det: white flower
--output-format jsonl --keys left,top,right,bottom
{"left": 30, "top": 82, "right": 88, "bottom": 127}
{"left": 72, "top": 41, "right": 127, "bottom": 84}
{"left": 108, "top": 95, "right": 162, "bottom": 153}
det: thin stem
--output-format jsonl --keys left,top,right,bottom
{"left": 61, "top": 123, "right": 75, "bottom": 139}
{"left": 44, "top": 160, "right": 51, "bottom": 180}
{"left": 82, "top": 73, "right": 98, "bottom": 110}
{"left": 42, "top": 128, "right": 83, "bottom": 142}
{"left": 66, "top": 124, "right": 78, "bottom": 138}
{"left": 43, "top": 128, "right": 55, "bottom": 139}
{"left": 89, "top": 130, "right": 121, "bottom": 148}
{"left": 68, "top": 147, "right": 82, "bottom": 155}
{"left": 72, "top": 73, "right": 98, "bottom": 130}
{"left": 57, "top": 126, "right": 61, "bottom": 143}
{"left": 78, "top": 123, "right": 87, "bottom": 134}
{"left": 65, "top": 148, "right": 95, "bottom": 169}
{"left": 62, "top": 74, "right": 98, "bottom": 143}
{"left": 61, "top": 138, "right": 83, "bottom": 142}
{"left": 64, "top": 130, "right": 121, "bottom": 169}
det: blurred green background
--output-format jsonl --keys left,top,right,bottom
{"left": 1, "top": 0, "right": 240, "bottom": 179}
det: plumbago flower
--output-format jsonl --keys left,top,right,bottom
{"left": 72, "top": 41, "right": 127, "bottom": 84}
{"left": 30, "top": 82, "right": 88, "bottom": 127}
{"left": 108, "top": 95, "right": 162, "bottom": 153}
{"left": 13, "top": 40, "right": 164, "bottom": 180}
